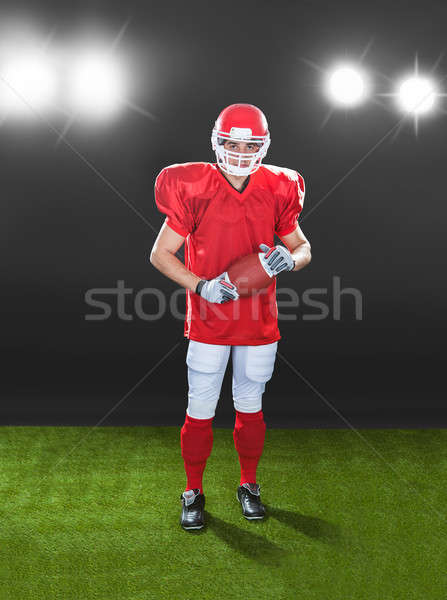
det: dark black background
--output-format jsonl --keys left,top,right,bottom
{"left": 1, "top": 0, "right": 446, "bottom": 427}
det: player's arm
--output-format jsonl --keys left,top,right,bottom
{"left": 150, "top": 222, "right": 201, "bottom": 292}
{"left": 278, "top": 223, "right": 311, "bottom": 272}
{"left": 150, "top": 223, "right": 239, "bottom": 303}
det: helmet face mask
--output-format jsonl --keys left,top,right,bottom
{"left": 212, "top": 134, "right": 270, "bottom": 176}
{"left": 211, "top": 104, "right": 271, "bottom": 176}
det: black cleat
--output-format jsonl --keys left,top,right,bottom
{"left": 236, "top": 483, "right": 265, "bottom": 520}
{"left": 180, "top": 488, "right": 205, "bottom": 530}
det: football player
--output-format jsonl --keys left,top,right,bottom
{"left": 150, "top": 103, "right": 311, "bottom": 530}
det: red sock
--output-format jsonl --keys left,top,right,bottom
{"left": 180, "top": 413, "right": 214, "bottom": 495}
{"left": 233, "top": 410, "right": 266, "bottom": 486}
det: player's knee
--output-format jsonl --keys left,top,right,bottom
{"left": 233, "top": 395, "right": 263, "bottom": 413}
{"left": 186, "top": 361, "right": 224, "bottom": 419}
{"left": 187, "top": 388, "right": 218, "bottom": 419}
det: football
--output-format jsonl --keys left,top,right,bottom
{"left": 227, "top": 252, "right": 273, "bottom": 297}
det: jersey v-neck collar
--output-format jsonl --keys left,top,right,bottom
{"left": 213, "top": 163, "right": 257, "bottom": 199}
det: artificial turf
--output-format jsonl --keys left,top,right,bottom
{"left": 0, "top": 426, "right": 446, "bottom": 599}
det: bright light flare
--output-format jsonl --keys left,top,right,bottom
{"left": 396, "top": 77, "right": 437, "bottom": 114}
{"left": 69, "top": 52, "right": 126, "bottom": 119}
{"left": 0, "top": 55, "right": 57, "bottom": 115}
{"left": 326, "top": 66, "right": 368, "bottom": 107}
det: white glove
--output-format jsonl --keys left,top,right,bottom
{"left": 258, "top": 243, "right": 295, "bottom": 277}
{"left": 198, "top": 271, "right": 239, "bottom": 304}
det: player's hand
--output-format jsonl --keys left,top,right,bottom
{"left": 199, "top": 271, "right": 240, "bottom": 304}
{"left": 258, "top": 243, "right": 295, "bottom": 276}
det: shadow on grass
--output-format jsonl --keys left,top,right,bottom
{"left": 181, "top": 507, "right": 341, "bottom": 564}
{"left": 265, "top": 505, "right": 341, "bottom": 545}
{"left": 204, "top": 512, "right": 288, "bottom": 566}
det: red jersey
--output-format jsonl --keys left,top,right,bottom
{"left": 154, "top": 162, "right": 305, "bottom": 346}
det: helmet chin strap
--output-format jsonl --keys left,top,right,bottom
{"left": 218, "top": 162, "right": 254, "bottom": 177}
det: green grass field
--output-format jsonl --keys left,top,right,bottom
{"left": 0, "top": 426, "right": 446, "bottom": 599}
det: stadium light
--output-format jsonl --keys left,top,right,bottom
{"left": 396, "top": 76, "right": 437, "bottom": 115}
{"left": 326, "top": 65, "right": 368, "bottom": 107}
{"left": 69, "top": 51, "right": 126, "bottom": 119}
{"left": 0, "top": 54, "right": 57, "bottom": 115}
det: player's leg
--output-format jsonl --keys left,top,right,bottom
{"left": 232, "top": 341, "right": 277, "bottom": 484}
{"left": 181, "top": 340, "right": 231, "bottom": 494}
{"left": 232, "top": 341, "right": 277, "bottom": 518}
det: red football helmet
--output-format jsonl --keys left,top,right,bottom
{"left": 211, "top": 103, "right": 271, "bottom": 176}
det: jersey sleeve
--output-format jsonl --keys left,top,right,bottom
{"left": 274, "top": 172, "right": 305, "bottom": 237}
{"left": 154, "top": 168, "right": 195, "bottom": 237}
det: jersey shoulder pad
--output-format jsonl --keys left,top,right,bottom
{"left": 260, "top": 163, "right": 300, "bottom": 183}
{"left": 260, "top": 164, "right": 305, "bottom": 197}
{"left": 157, "top": 162, "right": 214, "bottom": 185}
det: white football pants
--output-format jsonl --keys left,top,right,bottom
{"left": 186, "top": 339, "right": 278, "bottom": 419}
